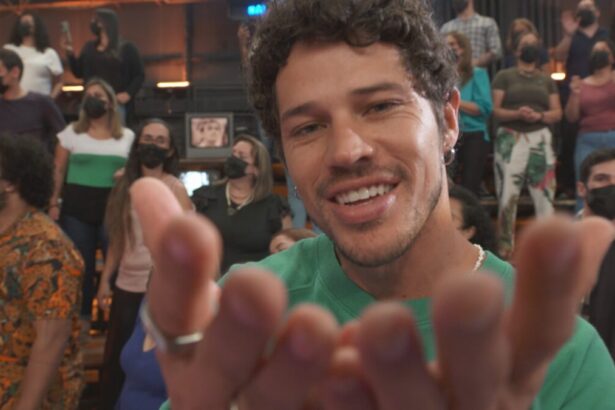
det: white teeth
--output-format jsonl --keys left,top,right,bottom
{"left": 334, "top": 184, "right": 393, "bottom": 205}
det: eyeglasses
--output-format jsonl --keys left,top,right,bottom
{"left": 141, "top": 134, "right": 169, "bottom": 146}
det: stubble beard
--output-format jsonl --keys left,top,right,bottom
{"left": 328, "top": 169, "right": 444, "bottom": 269}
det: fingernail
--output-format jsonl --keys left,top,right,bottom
{"left": 329, "top": 376, "right": 360, "bottom": 395}
{"left": 546, "top": 235, "right": 579, "bottom": 274}
{"left": 228, "top": 292, "right": 261, "bottom": 328}
{"left": 164, "top": 232, "right": 193, "bottom": 268}
{"left": 376, "top": 327, "right": 409, "bottom": 361}
{"left": 290, "top": 326, "right": 318, "bottom": 360}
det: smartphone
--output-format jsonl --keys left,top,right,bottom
{"left": 60, "top": 21, "right": 72, "bottom": 44}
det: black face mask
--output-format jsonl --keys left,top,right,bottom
{"left": 520, "top": 44, "right": 540, "bottom": 64}
{"left": 577, "top": 9, "right": 596, "bottom": 28}
{"left": 587, "top": 185, "right": 615, "bottom": 220}
{"left": 90, "top": 20, "right": 101, "bottom": 36}
{"left": 82, "top": 96, "right": 107, "bottom": 119}
{"left": 0, "top": 76, "right": 9, "bottom": 95}
{"left": 589, "top": 50, "right": 611, "bottom": 73}
{"left": 452, "top": 0, "right": 469, "bottom": 15}
{"left": 137, "top": 144, "right": 169, "bottom": 169}
{"left": 18, "top": 22, "right": 32, "bottom": 38}
{"left": 224, "top": 155, "right": 249, "bottom": 179}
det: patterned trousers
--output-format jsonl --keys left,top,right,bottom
{"left": 494, "top": 126, "right": 556, "bottom": 256}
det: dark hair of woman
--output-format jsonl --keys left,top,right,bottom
{"left": 105, "top": 118, "right": 180, "bottom": 256}
{"left": 449, "top": 184, "right": 498, "bottom": 255}
{"left": 8, "top": 12, "right": 50, "bottom": 53}
{"left": 447, "top": 31, "right": 473, "bottom": 86}
{"left": 95, "top": 8, "right": 122, "bottom": 57}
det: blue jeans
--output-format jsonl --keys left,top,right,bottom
{"left": 574, "top": 130, "right": 615, "bottom": 210}
{"left": 60, "top": 214, "right": 108, "bottom": 318}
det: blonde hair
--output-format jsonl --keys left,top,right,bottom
{"left": 72, "top": 77, "right": 124, "bottom": 139}
{"left": 218, "top": 134, "right": 273, "bottom": 202}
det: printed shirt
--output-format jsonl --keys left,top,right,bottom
{"left": 0, "top": 210, "right": 84, "bottom": 408}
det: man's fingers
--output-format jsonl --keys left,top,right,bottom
{"left": 242, "top": 304, "right": 338, "bottom": 409}
{"left": 433, "top": 273, "right": 509, "bottom": 410}
{"left": 176, "top": 269, "right": 287, "bottom": 408}
{"left": 131, "top": 178, "right": 184, "bottom": 253}
{"left": 355, "top": 303, "right": 445, "bottom": 410}
{"left": 322, "top": 347, "right": 377, "bottom": 410}
{"left": 132, "top": 177, "right": 222, "bottom": 337}
{"left": 508, "top": 216, "right": 615, "bottom": 387}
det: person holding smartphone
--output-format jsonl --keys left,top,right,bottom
{"left": 60, "top": 8, "right": 144, "bottom": 125}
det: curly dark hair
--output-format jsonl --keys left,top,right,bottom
{"left": 8, "top": 12, "right": 51, "bottom": 53}
{"left": 248, "top": 0, "right": 458, "bottom": 144}
{"left": 0, "top": 135, "right": 53, "bottom": 209}
{"left": 449, "top": 184, "right": 498, "bottom": 255}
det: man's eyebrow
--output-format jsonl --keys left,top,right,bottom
{"left": 350, "top": 82, "right": 407, "bottom": 96}
{"left": 280, "top": 82, "right": 408, "bottom": 122}
{"left": 280, "top": 102, "right": 319, "bottom": 122}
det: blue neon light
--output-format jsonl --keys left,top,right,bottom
{"left": 247, "top": 3, "right": 267, "bottom": 16}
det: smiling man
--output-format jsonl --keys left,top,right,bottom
{"left": 131, "top": 0, "right": 615, "bottom": 409}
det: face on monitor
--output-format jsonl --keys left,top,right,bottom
{"left": 191, "top": 117, "right": 229, "bottom": 148}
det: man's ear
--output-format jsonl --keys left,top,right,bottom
{"left": 577, "top": 181, "right": 587, "bottom": 199}
{"left": 443, "top": 88, "right": 461, "bottom": 152}
{"left": 9, "top": 66, "right": 21, "bottom": 82}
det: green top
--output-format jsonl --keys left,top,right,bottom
{"left": 492, "top": 67, "right": 558, "bottom": 133}
{"left": 459, "top": 67, "right": 493, "bottom": 140}
{"left": 161, "top": 235, "right": 615, "bottom": 409}
{"left": 65, "top": 153, "right": 128, "bottom": 188}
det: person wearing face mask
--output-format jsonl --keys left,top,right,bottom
{"left": 60, "top": 8, "right": 144, "bottom": 125}
{"left": 564, "top": 40, "right": 615, "bottom": 210}
{"left": 0, "top": 49, "right": 65, "bottom": 155}
{"left": 49, "top": 78, "right": 135, "bottom": 322}
{"left": 3, "top": 12, "right": 63, "bottom": 98}
{"left": 554, "top": 1, "right": 610, "bottom": 198}
{"left": 577, "top": 148, "right": 615, "bottom": 360}
{"left": 94, "top": 119, "right": 191, "bottom": 409}
{"left": 445, "top": 31, "right": 492, "bottom": 196}
{"left": 503, "top": 18, "right": 550, "bottom": 74}
{"left": 440, "top": 0, "right": 502, "bottom": 68}
{"left": 192, "top": 135, "right": 291, "bottom": 273}
{"left": 492, "top": 31, "right": 563, "bottom": 258}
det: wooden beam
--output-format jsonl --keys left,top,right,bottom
{"left": 0, "top": 0, "right": 209, "bottom": 13}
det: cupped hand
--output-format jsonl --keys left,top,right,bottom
{"left": 131, "top": 178, "right": 339, "bottom": 409}
{"left": 321, "top": 216, "right": 615, "bottom": 410}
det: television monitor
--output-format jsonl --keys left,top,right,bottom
{"left": 185, "top": 112, "right": 234, "bottom": 160}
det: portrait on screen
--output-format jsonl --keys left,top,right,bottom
{"left": 190, "top": 116, "right": 229, "bottom": 148}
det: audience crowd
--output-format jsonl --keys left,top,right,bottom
{"left": 1, "top": 0, "right": 614, "bottom": 408}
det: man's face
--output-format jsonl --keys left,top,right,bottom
{"left": 0, "top": 61, "right": 19, "bottom": 92}
{"left": 276, "top": 41, "right": 458, "bottom": 267}
{"left": 577, "top": 0, "right": 597, "bottom": 14}
{"left": 579, "top": 159, "right": 615, "bottom": 199}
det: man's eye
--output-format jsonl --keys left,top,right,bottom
{"left": 367, "top": 101, "right": 400, "bottom": 114}
{"left": 293, "top": 123, "right": 322, "bottom": 136}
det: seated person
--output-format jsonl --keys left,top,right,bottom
{"left": 269, "top": 227, "right": 318, "bottom": 254}
{"left": 577, "top": 148, "right": 615, "bottom": 359}
{"left": 449, "top": 184, "right": 498, "bottom": 255}
{"left": 0, "top": 135, "right": 83, "bottom": 408}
